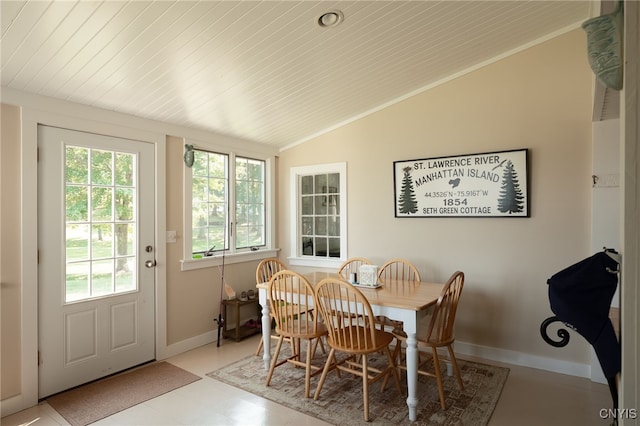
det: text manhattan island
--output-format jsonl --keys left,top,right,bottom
{"left": 414, "top": 167, "right": 499, "bottom": 187}
{"left": 412, "top": 155, "right": 502, "bottom": 187}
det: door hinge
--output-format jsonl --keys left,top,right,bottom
{"left": 38, "top": 350, "right": 42, "bottom": 366}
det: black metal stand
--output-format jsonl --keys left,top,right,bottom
{"left": 216, "top": 313, "right": 224, "bottom": 347}
{"left": 539, "top": 316, "right": 571, "bottom": 347}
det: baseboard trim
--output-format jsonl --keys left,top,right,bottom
{"left": 158, "top": 330, "right": 217, "bottom": 360}
{"left": 454, "top": 341, "right": 592, "bottom": 378}
{"left": 158, "top": 332, "right": 594, "bottom": 379}
{"left": 1, "top": 393, "right": 28, "bottom": 418}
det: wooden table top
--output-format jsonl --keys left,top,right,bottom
{"left": 257, "top": 271, "right": 444, "bottom": 312}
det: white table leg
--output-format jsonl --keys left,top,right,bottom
{"left": 405, "top": 332, "right": 419, "bottom": 422}
{"left": 259, "top": 289, "right": 271, "bottom": 370}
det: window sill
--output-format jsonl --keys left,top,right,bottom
{"left": 181, "top": 248, "right": 279, "bottom": 271}
{"left": 288, "top": 257, "right": 344, "bottom": 269}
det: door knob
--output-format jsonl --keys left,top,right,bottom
{"left": 145, "top": 260, "right": 157, "bottom": 268}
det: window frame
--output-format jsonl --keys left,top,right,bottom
{"left": 181, "top": 145, "right": 276, "bottom": 271}
{"left": 289, "top": 162, "right": 347, "bottom": 268}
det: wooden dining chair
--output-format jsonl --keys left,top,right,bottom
{"left": 337, "top": 257, "right": 371, "bottom": 280}
{"left": 392, "top": 271, "right": 465, "bottom": 410}
{"left": 375, "top": 258, "right": 421, "bottom": 331}
{"left": 265, "top": 270, "right": 328, "bottom": 398}
{"left": 313, "top": 277, "right": 402, "bottom": 421}
{"left": 254, "top": 258, "right": 291, "bottom": 356}
{"left": 378, "top": 258, "right": 421, "bottom": 283}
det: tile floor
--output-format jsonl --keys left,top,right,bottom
{"left": 2, "top": 334, "right": 614, "bottom": 426}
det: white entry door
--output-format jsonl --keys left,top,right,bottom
{"left": 38, "top": 125, "right": 156, "bottom": 398}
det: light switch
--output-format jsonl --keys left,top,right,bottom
{"left": 166, "top": 230, "right": 177, "bottom": 243}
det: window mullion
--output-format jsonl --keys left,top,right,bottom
{"left": 228, "top": 152, "right": 236, "bottom": 254}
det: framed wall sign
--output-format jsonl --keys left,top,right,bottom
{"left": 393, "top": 149, "right": 529, "bottom": 218}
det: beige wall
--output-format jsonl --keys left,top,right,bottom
{"left": 1, "top": 103, "right": 22, "bottom": 399}
{"left": 278, "top": 30, "right": 594, "bottom": 364}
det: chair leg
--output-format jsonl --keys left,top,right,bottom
{"left": 304, "top": 339, "right": 313, "bottom": 398}
{"left": 431, "top": 347, "right": 447, "bottom": 410}
{"left": 447, "top": 345, "right": 464, "bottom": 390}
{"left": 362, "top": 354, "right": 370, "bottom": 422}
{"left": 385, "top": 346, "right": 403, "bottom": 393}
{"left": 313, "top": 348, "right": 336, "bottom": 400}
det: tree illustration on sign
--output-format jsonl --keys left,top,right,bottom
{"left": 497, "top": 160, "right": 524, "bottom": 213}
{"left": 398, "top": 166, "right": 418, "bottom": 214}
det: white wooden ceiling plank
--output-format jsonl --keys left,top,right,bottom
{"left": 122, "top": 1, "right": 287, "bottom": 116}
{"left": 4, "top": 1, "right": 79, "bottom": 88}
{"left": 97, "top": 1, "right": 241, "bottom": 115}
{"left": 230, "top": 2, "right": 415, "bottom": 112}
{"left": 241, "top": 6, "right": 536, "bottom": 139}
{"left": 59, "top": 1, "right": 179, "bottom": 102}
{"left": 30, "top": 1, "right": 131, "bottom": 98}
{"left": 234, "top": 1, "right": 451, "bottom": 109}
{"left": 0, "top": 0, "right": 592, "bottom": 147}
{"left": 40, "top": 0, "right": 153, "bottom": 97}
{"left": 102, "top": 1, "right": 259, "bottom": 114}
{"left": 19, "top": 1, "right": 111, "bottom": 93}
{"left": 169, "top": 0, "right": 588, "bottom": 146}
{"left": 131, "top": 2, "right": 293, "bottom": 121}
{"left": 0, "top": 0, "right": 52, "bottom": 74}
{"left": 72, "top": 1, "right": 203, "bottom": 104}
{"left": 228, "top": 2, "right": 448, "bottom": 124}
{"left": 144, "top": 1, "right": 327, "bottom": 122}
{"left": 1, "top": 0, "right": 28, "bottom": 38}
{"left": 89, "top": 1, "right": 220, "bottom": 108}
{"left": 144, "top": 1, "right": 304, "bottom": 116}
{"left": 156, "top": 1, "right": 370, "bottom": 124}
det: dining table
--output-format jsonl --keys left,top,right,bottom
{"left": 256, "top": 271, "right": 445, "bottom": 422}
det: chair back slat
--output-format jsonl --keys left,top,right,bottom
{"left": 378, "top": 258, "right": 421, "bottom": 282}
{"left": 269, "top": 270, "right": 318, "bottom": 337}
{"left": 315, "top": 278, "right": 378, "bottom": 351}
{"left": 426, "top": 271, "right": 464, "bottom": 344}
{"left": 256, "top": 257, "right": 285, "bottom": 284}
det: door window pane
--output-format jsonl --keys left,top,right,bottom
{"left": 91, "top": 150, "right": 113, "bottom": 185}
{"left": 66, "top": 224, "right": 89, "bottom": 262}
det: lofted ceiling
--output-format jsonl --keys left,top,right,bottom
{"left": 1, "top": 1, "right": 594, "bottom": 149}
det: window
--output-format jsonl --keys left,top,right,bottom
{"left": 183, "top": 147, "right": 274, "bottom": 270}
{"left": 290, "top": 162, "right": 347, "bottom": 268}
{"left": 65, "top": 146, "right": 137, "bottom": 302}
{"left": 191, "top": 150, "right": 229, "bottom": 254}
{"left": 235, "top": 157, "right": 266, "bottom": 249}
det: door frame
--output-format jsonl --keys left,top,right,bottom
{"left": 16, "top": 105, "right": 167, "bottom": 411}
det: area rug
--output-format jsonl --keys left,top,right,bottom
{"left": 47, "top": 361, "right": 201, "bottom": 426}
{"left": 207, "top": 351, "right": 509, "bottom": 425}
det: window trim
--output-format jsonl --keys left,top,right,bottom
{"left": 288, "top": 162, "right": 347, "bottom": 268}
{"left": 181, "top": 143, "right": 276, "bottom": 271}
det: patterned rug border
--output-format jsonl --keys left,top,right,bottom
{"left": 207, "top": 352, "right": 509, "bottom": 425}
